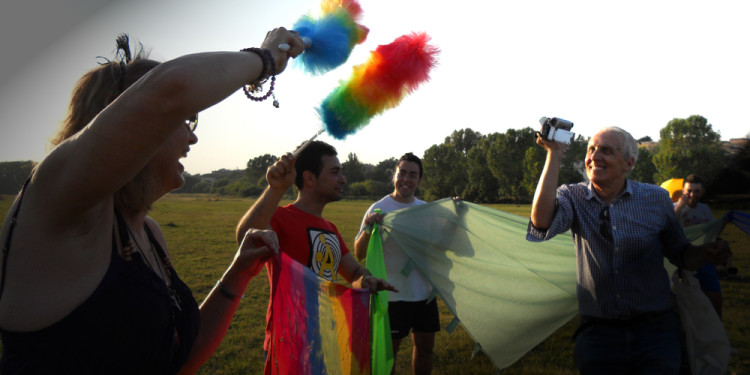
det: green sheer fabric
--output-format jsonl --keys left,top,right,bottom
{"left": 379, "top": 198, "right": 726, "bottom": 370}
{"left": 380, "top": 198, "right": 577, "bottom": 369}
{"left": 366, "top": 209, "right": 394, "bottom": 375}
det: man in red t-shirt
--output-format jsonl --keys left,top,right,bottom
{"left": 235, "top": 140, "right": 396, "bottom": 364}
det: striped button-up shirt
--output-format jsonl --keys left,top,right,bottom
{"left": 527, "top": 179, "right": 689, "bottom": 319}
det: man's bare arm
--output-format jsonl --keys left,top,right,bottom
{"left": 235, "top": 153, "right": 295, "bottom": 243}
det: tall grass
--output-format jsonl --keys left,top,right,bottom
{"left": 0, "top": 194, "right": 747, "bottom": 374}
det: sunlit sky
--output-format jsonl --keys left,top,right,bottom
{"left": 1, "top": 0, "right": 748, "bottom": 174}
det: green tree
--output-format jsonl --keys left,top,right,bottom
{"left": 629, "top": 147, "right": 657, "bottom": 184}
{"left": 445, "top": 128, "right": 482, "bottom": 155}
{"left": 652, "top": 115, "right": 726, "bottom": 185}
{"left": 347, "top": 181, "right": 368, "bottom": 197}
{"left": 710, "top": 136, "right": 750, "bottom": 196}
{"left": 342, "top": 152, "right": 364, "bottom": 184}
{"left": 359, "top": 163, "right": 375, "bottom": 183}
{"left": 346, "top": 180, "right": 390, "bottom": 198}
{"left": 559, "top": 135, "right": 588, "bottom": 185}
{"left": 363, "top": 180, "right": 391, "bottom": 197}
{"left": 486, "top": 128, "right": 537, "bottom": 202}
{"left": 172, "top": 172, "right": 200, "bottom": 193}
{"left": 442, "top": 128, "right": 484, "bottom": 201}
{"left": 518, "top": 135, "right": 586, "bottom": 203}
{"left": 192, "top": 180, "right": 212, "bottom": 193}
{"left": 245, "top": 154, "right": 278, "bottom": 183}
{"left": 522, "top": 145, "right": 546, "bottom": 199}
{"left": 463, "top": 135, "right": 499, "bottom": 203}
{"left": 368, "top": 157, "right": 398, "bottom": 183}
{"left": 421, "top": 143, "right": 466, "bottom": 201}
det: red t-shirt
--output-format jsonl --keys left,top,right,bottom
{"left": 264, "top": 204, "right": 351, "bottom": 350}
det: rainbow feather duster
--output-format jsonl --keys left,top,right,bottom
{"left": 318, "top": 32, "right": 439, "bottom": 139}
{"left": 293, "top": 0, "right": 369, "bottom": 75}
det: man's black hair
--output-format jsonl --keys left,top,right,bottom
{"left": 294, "top": 141, "right": 338, "bottom": 189}
{"left": 397, "top": 152, "right": 423, "bottom": 178}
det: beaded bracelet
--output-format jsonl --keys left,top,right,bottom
{"left": 240, "top": 47, "right": 279, "bottom": 108}
{"left": 215, "top": 280, "right": 242, "bottom": 303}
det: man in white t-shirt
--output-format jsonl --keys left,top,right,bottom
{"left": 354, "top": 152, "right": 438, "bottom": 375}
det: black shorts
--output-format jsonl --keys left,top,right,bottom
{"left": 388, "top": 299, "right": 440, "bottom": 340}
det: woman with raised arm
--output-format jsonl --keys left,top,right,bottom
{"left": 0, "top": 28, "right": 304, "bottom": 374}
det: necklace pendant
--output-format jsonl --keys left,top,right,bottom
{"left": 167, "top": 289, "right": 182, "bottom": 312}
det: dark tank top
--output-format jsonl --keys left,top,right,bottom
{"left": 0, "top": 183, "right": 201, "bottom": 374}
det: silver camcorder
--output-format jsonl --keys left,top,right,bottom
{"left": 538, "top": 117, "right": 575, "bottom": 144}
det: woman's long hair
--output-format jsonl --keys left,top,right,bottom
{"left": 50, "top": 35, "right": 161, "bottom": 212}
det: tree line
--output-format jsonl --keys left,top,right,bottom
{"left": 174, "top": 114, "right": 747, "bottom": 203}
{"left": 2, "top": 115, "right": 748, "bottom": 203}
{"left": 421, "top": 115, "right": 748, "bottom": 203}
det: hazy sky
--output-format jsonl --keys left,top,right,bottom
{"left": 1, "top": 0, "right": 748, "bottom": 174}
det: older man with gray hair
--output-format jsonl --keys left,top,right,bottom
{"left": 526, "top": 126, "right": 729, "bottom": 374}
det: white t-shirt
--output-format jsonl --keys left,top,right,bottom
{"left": 674, "top": 202, "right": 714, "bottom": 227}
{"left": 357, "top": 195, "right": 432, "bottom": 302}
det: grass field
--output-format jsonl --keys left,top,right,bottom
{"left": 0, "top": 194, "right": 747, "bottom": 374}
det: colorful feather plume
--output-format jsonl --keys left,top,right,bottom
{"left": 293, "top": 0, "right": 369, "bottom": 74}
{"left": 318, "top": 32, "right": 439, "bottom": 140}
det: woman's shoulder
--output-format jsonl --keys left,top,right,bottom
{"left": 0, "top": 198, "right": 115, "bottom": 331}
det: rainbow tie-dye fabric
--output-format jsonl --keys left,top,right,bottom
{"left": 265, "top": 252, "right": 371, "bottom": 375}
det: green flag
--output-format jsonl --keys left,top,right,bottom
{"left": 366, "top": 209, "right": 394, "bottom": 375}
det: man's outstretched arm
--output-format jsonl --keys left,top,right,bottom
{"left": 235, "top": 153, "right": 295, "bottom": 243}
